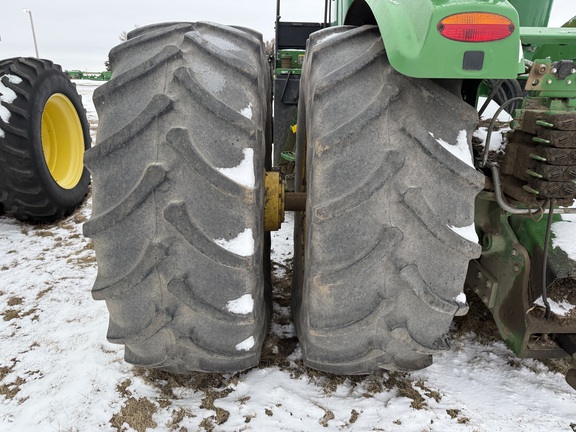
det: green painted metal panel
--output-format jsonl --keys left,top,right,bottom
{"left": 520, "top": 27, "right": 576, "bottom": 63}
{"left": 508, "top": 0, "right": 553, "bottom": 27}
{"left": 338, "top": 0, "right": 521, "bottom": 79}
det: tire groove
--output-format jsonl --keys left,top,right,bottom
{"left": 93, "top": 45, "right": 182, "bottom": 104}
{"left": 391, "top": 327, "right": 449, "bottom": 355}
{"left": 168, "top": 278, "right": 254, "bottom": 324}
{"left": 315, "top": 41, "right": 385, "bottom": 95}
{"left": 179, "top": 336, "right": 257, "bottom": 358}
{"left": 314, "top": 150, "right": 404, "bottom": 220}
{"left": 84, "top": 94, "right": 173, "bottom": 165}
{"left": 173, "top": 67, "right": 255, "bottom": 135}
{"left": 401, "top": 187, "right": 481, "bottom": 259}
{"left": 163, "top": 202, "right": 252, "bottom": 268}
{"left": 315, "top": 226, "right": 403, "bottom": 283}
{"left": 307, "top": 26, "right": 372, "bottom": 58}
{"left": 306, "top": 348, "right": 385, "bottom": 370}
{"left": 184, "top": 31, "right": 258, "bottom": 81}
{"left": 83, "top": 164, "right": 167, "bottom": 237}
{"left": 165, "top": 128, "right": 247, "bottom": 197}
{"left": 309, "top": 299, "right": 393, "bottom": 333}
{"left": 110, "top": 23, "right": 194, "bottom": 63}
{"left": 402, "top": 126, "right": 484, "bottom": 188}
{"left": 108, "top": 313, "right": 172, "bottom": 344}
{"left": 92, "top": 242, "right": 168, "bottom": 300}
{"left": 314, "top": 84, "right": 399, "bottom": 152}
{"left": 400, "top": 264, "right": 466, "bottom": 316}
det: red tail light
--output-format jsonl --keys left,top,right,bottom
{"left": 438, "top": 13, "right": 515, "bottom": 42}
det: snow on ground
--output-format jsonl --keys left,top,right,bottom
{"left": 1, "top": 82, "right": 576, "bottom": 432}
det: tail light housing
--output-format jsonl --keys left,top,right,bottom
{"left": 438, "top": 13, "right": 515, "bottom": 42}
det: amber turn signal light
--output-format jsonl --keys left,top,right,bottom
{"left": 438, "top": 12, "right": 515, "bottom": 42}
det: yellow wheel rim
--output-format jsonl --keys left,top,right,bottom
{"left": 41, "top": 94, "right": 85, "bottom": 189}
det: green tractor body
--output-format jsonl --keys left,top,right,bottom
{"left": 87, "top": 0, "right": 576, "bottom": 390}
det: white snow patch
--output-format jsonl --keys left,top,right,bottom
{"left": 240, "top": 102, "right": 253, "bottom": 120}
{"left": 214, "top": 228, "right": 254, "bottom": 257}
{"left": 217, "top": 148, "right": 255, "bottom": 188}
{"left": 552, "top": 212, "right": 576, "bottom": 260}
{"left": 449, "top": 222, "right": 479, "bottom": 243}
{"left": 455, "top": 293, "right": 467, "bottom": 304}
{"left": 534, "top": 296, "right": 576, "bottom": 317}
{"left": 473, "top": 126, "right": 510, "bottom": 153}
{"left": 235, "top": 336, "right": 255, "bottom": 351}
{"left": 271, "top": 213, "right": 294, "bottom": 277}
{"left": 429, "top": 130, "right": 475, "bottom": 168}
{"left": 0, "top": 74, "right": 23, "bottom": 133}
{"left": 226, "top": 294, "right": 254, "bottom": 315}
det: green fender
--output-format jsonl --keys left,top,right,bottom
{"left": 337, "top": 0, "right": 522, "bottom": 79}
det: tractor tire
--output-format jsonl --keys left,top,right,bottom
{"left": 84, "top": 22, "right": 271, "bottom": 373}
{"left": 0, "top": 58, "right": 90, "bottom": 222}
{"left": 292, "top": 26, "right": 485, "bottom": 374}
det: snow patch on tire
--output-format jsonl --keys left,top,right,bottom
{"left": 214, "top": 228, "right": 255, "bottom": 256}
{"left": 0, "top": 74, "right": 23, "bottom": 136}
{"left": 429, "top": 131, "right": 474, "bottom": 168}
{"left": 226, "top": 294, "right": 254, "bottom": 314}
{"left": 217, "top": 148, "right": 255, "bottom": 188}
{"left": 236, "top": 336, "right": 255, "bottom": 351}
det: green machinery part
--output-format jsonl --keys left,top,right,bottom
{"left": 66, "top": 70, "right": 111, "bottom": 81}
{"left": 336, "top": 0, "right": 522, "bottom": 78}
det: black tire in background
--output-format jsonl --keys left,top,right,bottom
{"left": 84, "top": 23, "right": 271, "bottom": 373}
{"left": 0, "top": 58, "right": 90, "bottom": 222}
{"left": 293, "top": 26, "right": 485, "bottom": 374}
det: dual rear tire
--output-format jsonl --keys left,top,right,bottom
{"left": 88, "top": 24, "right": 482, "bottom": 373}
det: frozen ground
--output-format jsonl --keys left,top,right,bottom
{"left": 0, "top": 82, "right": 575, "bottom": 432}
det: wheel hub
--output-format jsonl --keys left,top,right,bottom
{"left": 41, "top": 93, "right": 85, "bottom": 189}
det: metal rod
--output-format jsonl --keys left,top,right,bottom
{"left": 490, "top": 165, "right": 548, "bottom": 215}
{"left": 23, "top": 9, "right": 39, "bottom": 58}
{"left": 285, "top": 192, "right": 306, "bottom": 211}
{"left": 542, "top": 198, "right": 555, "bottom": 319}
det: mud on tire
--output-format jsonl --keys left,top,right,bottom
{"left": 84, "top": 23, "right": 271, "bottom": 373}
{"left": 293, "top": 26, "right": 485, "bottom": 374}
{"left": 0, "top": 58, "right": 90, "bottom": 222}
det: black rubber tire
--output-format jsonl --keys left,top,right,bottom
{"left": 292, "top": 26, "right": 485, "bottom": 374}
{"left": 84, "top": 22, "right": 271, "bottom": 373}
{"left": 0, "top": 58, "right": 91, "bottom": 222}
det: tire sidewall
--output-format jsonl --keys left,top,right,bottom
{"left": 28, "top": 69, "right": 91, "bottom": 210}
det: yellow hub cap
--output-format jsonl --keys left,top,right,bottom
{"left": 41, "top": 93, "right": 85, "bottom": 189}
{"left": 264, "top": 171, "right": 285, "bottom": 231}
